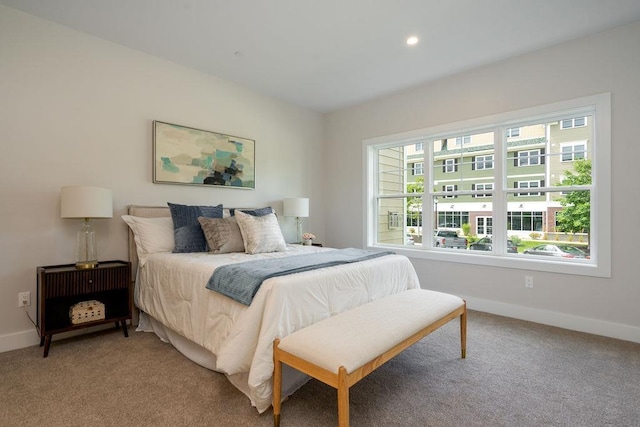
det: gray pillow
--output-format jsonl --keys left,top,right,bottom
{"left": 234, "top": 210, "right": 286, "bottom": 254}
{"left": 198, "top": 216, "right": 245, "bottom": 254}
{"left": 229, "top": 207, "right": 274, "bottom": 217}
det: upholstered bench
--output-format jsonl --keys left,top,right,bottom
{"left": 273, "top": 288, "right": 466, "bottom": 427}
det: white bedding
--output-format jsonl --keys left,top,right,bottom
{"left": 135, "top": 244, "right": 421, "bottom": 412}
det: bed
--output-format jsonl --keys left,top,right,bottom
{"left": 125, "top": 205, "right": 421, "bottom": 413}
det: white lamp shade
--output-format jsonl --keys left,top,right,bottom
{"left": 283, "top": 198, "right": 309, "bottom": 218}
{"left": 61, "top": 186, "right": 113, "bottom": 219}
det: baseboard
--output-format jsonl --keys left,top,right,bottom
{"left": 466, "top": 296, "right": 640, "bottom": 344}
{"left": 0, "top": 322, "right": 132, "bottom": 354}
{"left": 0, "top": 328, "right": 41, "bottom": 353}
{"left": 3, "top": 299, "right": 639, "bottom": 353}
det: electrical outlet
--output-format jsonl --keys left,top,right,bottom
{"left": 525, "top": 276, "right": 534, "bottom": 289}
{"left": 19, "top": 291, "right": 31, "bottom": 307}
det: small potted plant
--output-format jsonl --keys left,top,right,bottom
{"left": 302, "top": 233, "right": 316, "bottom": 245}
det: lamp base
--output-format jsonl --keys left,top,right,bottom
{"left": 76, "top": 219, "right": 99, "bottom": 270}
{"left": 295, "top": 217, "right": 303, "bottom": 244}
{"left": 75, "top": 261, "right": 98, "bottom": 269}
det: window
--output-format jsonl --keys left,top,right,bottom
{"left": 443, "top": 158, "right": 457, "bottom": 173}
{"left": 507, "top": 211, "right": 544, "bottom": 231}
{"left": 507, "top": 127, "right": 520, "bottom": 138}
{"left": 388, "top": 211, "right": 401, "bottom": 229}
{"left": 415, "top": 142, "right": 423, "bottom": 151}
{"left": 413, "top": 162, "right": 424, "bottom": 175}
{"left": 517, "top": 149, "right": 543, "bottom": 166}
{"left": 516, "top": 180, "right": 543, "bottom": 196}
{"left": 456, "top": 135, "right": 471, "bottom": 145}
{"left": 477, "top": 217, "right": 492, "bottom": 235}
{"left": 474, "top": 155, "right": 493, "bottom": 170}
{"left": 473, "top": 183, "right": 493, "bottom": 198}
{"left": 364, "top": 93, "right": 611, "bottom": 277}
{"left": 561, "top": 116, "right": 587, "bottom": 129}
{"left": 561, "top": 142, "right": 586, "bottom": 162}
{"left": 443, "top": 185, "right": 457, "bottom": 198}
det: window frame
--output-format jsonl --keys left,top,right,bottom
{"left": 413, "top": 161, "right": 424, "bottom": 175}
{"left": 561, "top": 116, "right": 588, "bottom": 129}
{"left": 473, "top": 182, "right": 494, "bottom": 198}
{"left": 443, "top": 158, "right": 457, "bottom": 173}
{"left": 474, "top": 154, "right": 494, "bottom": 170}
{"left": 363, "top": 93, "right": 611, "bottom": 278}
{"left": 506, "top": 127, "right": 520, "bottom": 138}
{"left": 517, "top": 149, "right": 541, "bottom": 166}
{"left": 561, "top": 141, "right": 587, "bottom": 162}
{"left": 516, "top": 180, "right": 543, "bottom": 197}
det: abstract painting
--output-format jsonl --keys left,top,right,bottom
{"left": 153, "top": 121, "right": 255, "bottom": 189}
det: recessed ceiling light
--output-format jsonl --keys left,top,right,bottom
{"left": 406, "top": 36, "right": 419, "bottom": 46}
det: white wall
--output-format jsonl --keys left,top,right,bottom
{"left": 0, "top": 6, "right": 325, "bottom": 351}
{"left": 324, "top": 21, "right": 640, "bottom": 342}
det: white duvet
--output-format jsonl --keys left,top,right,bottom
{"left": 135, "top": 245, "right": 420, "bottom": 412}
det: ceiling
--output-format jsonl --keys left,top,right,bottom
{"left": 3, "top": 0, "right": 640, "bottom": 112}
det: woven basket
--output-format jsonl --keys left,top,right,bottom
{"left": 69, "top": 300, "right": 105, "bottom": 324}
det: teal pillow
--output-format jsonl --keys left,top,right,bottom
{"left": 168, "top": 203, "right": 223, "bottom": 252}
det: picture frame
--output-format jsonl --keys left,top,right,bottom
{"left": 153, "top": 121, "right": 255, "bottom": 189}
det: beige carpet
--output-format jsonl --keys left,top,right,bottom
{"left": 1, "top": 311, "right": 639, "bottom": 426}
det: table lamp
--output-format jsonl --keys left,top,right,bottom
{"left": 61, "top": 186, "right": 113, "bottom": 269}
{"left": 283, "top": 198, "right": 309, "bottom": 244}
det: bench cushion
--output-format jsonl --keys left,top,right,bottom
{"left": 277, "top": 288, "right": 464, "bottom": 374}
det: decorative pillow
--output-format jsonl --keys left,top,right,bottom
{"left": 198, "top": 216, "right": 245, "bottom": 254}
{"left": 229, "top": 207, "right": 274, "bottom": 217}
{"left": 234, "top": 210, "right": 286, "bottom": 254}
{"left": 168, "top": 203, "right": 224, "bottom": 252}
{"left": 121, "top": 215, "right": 174, "bottom": 264}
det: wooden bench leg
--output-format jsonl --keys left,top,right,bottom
{"left": 461, "top": 302, "right": 467, "bottom": 359}
{"left": 337, "top": 366, "right": 349, "bottom": 427}
{"left": 273, "top": 339, "right": 282, "bottom": 427}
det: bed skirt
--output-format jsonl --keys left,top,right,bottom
{"left": 136, "top": 311, "right": 311, "bottom": 409}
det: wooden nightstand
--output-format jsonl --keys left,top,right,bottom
{"left": 36, "top": 260, "right": 132, "bottom": 357}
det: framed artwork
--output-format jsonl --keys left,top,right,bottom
{"left": 153, "top": 121, "right": 255, "bottom": 189}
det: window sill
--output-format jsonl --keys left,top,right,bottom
{"left": 369, "top": 244, "right": 609, "bottom": 278}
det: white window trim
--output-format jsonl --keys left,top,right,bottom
{"left": 517, "top": 149, "right": 541, "bottom": 166}
{"left": 516, "top": 180, "right": 542, "bottom": 196}
{"left": 363, "top": 93, "right": 611, "bottom": 278}
{"left": 414, "top": 162, "right": 424, "bottom": 175}
{"left": 475, "top": 154, "right": 494, "bottom": 170}
{"left": 561, "top": 116, "right": 588, "bottom": 129}
{"left": 474, "top": 183, "right": 493, "bottom": 198}
{"left": 560, "top": 140, "right": 588, "bottom": 162}
{"left": 507, "top": 127, "right": 520, "bottom": 137}
{"left": 444, "top": 158, "right": 456, "bottom": 173}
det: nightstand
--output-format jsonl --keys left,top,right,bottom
{"left": 36, "top": 260, "right": 132, "bottom": 357}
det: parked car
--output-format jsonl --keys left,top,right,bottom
{"left": 433, "top": 229, "right": 467, "bottom": 249}
{"left": 468, "top": 237, "right": 518, "bottom": 253}
{"left": 523, "top": 244, "right": 589, "bottom": 259}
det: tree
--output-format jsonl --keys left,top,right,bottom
{"left": 555, "top": 159, "right": 591, "bottom": 245}
{"left": 406, "top": 177, "right": 424, "bottom": 229}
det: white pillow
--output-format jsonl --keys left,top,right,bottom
{"left": 234, "top": 210, "right": 286, "bottom": 254}
{"left": 121, "top": 215, "right": 175, "bottom": 265}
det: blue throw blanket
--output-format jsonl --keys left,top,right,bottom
{"left": 206, "top": 248, "right": 395, "bottom": 305}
